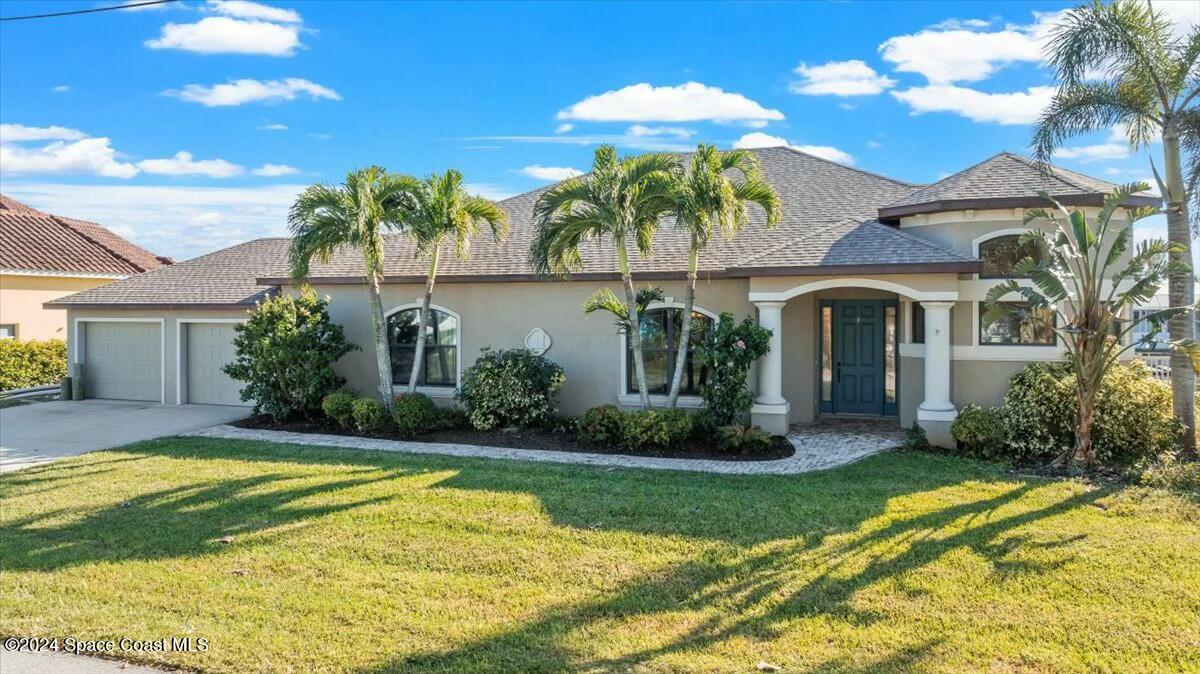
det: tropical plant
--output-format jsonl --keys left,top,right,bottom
{"left": 393, "top": 170, "right": 509, "bottom": 393}
{"left": 695, "top": 313, "right": 772, "bottom": 424}
{"left": 983, "top": 184, "right": 1196, "bottom": 466}
{"left": 582, "top": 285, "right": 664, "bottom": 333}
{"left": 1033, "top": 0, "right": 1199, "bottom": 451}
{"left": 715, "top": 424, "right": 772, "bottom": 455}
{"left": 224, "top": 291, "right": 357, "bottom": 421}
{"left": 664, "top": 145, "right": 781, "bottom": 406}
{"left": 289, "top": 167, "right": 410, "bottom": 410}
{"left": 530, "top": 145, "right": 678, "bottom": 409}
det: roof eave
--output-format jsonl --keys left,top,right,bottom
{"left": 724, "top": 261, "right": 981, "bottom": 277}
{"left": 877, "top": 194, "right": 1161, "bottom": 222}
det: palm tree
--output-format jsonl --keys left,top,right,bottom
{"left": 395, "top": 170, "right": 509, "bottom": 393}
{"left": 288, "top": 166, "right": 410, "bottom": 409}
{"left": 529, "top": 145, "right": 678, "bottom": 409}
{"left": 1032, "top": 0, "right": 1200, "bottom": 452}
{"left": 583, "top": 285, "right": 664, "bottom": 334}
{"left": 984, "top": 183, "right": 1194, "bottom": 467}
{"left": 664, "top": 145, "right": 781, "bottom": 407}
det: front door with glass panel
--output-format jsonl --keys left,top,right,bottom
{"left": 819, "top": 299, "right": 898, "bottom": 416}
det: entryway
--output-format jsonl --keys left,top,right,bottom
{"left": 819, "top": 299, "right": 898, "bottom": 417}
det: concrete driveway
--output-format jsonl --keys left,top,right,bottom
{"left": 0, "top": 400, "right": 248, "bottom": 473}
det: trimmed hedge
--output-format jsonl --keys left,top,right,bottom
{"left": 351, "top": 397, "right": 391, "bottom": 434}
{"left": 392, "top": 393, "right": 438, "bottom": 437}
{"left": 950, "top": 404, "right": 1007, "bottom": 460}
{"left": 0, "top": 338, "right": 66, "bottom": 390}
{"left": 457, "top": 348, "right": 566, "bottom": 431}
{"left": 321, "top": 390, "right": 357, "bottom": 429}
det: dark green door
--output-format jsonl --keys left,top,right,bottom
{"left": 833, "top": 300, "right": 884, "bottom": 415}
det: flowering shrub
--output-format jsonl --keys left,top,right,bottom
{"left": 950, "top": 404, "right": 1007, "bottom": 459}
{"left": 695, "top": 313, "right": 771, "bottom": 424}
{"left": 224, "top": 291, "right": 358, "bottom": 421}
{"left": 457, "top": 348, "right": 566, "bottom": 430}
{"left": 0, "top": 338, "right": 66, "bottom": 390}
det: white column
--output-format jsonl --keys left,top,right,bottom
{"left": 751, "top": 301, "right": 789, "bottom": 434}
{"left": 917, "top": 301, "right": 956, "bottom": 422}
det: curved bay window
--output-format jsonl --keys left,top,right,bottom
{"left": 388, "top": 308, "right": 458, "bottom": 387}
{"left": 979, "top": 234, "right": 1044, "bottom": 279}
{"left": 627, "top": 308, "right": 714, "bottom": 396}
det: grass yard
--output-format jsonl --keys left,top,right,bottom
{"left": 1, "top": 439, "right": 1198, "bottom": 674}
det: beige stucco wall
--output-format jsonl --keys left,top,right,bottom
{"left": 1, "top": 274, "right": 113, "bottom": 340}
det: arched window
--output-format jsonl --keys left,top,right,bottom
{"left": 626, "top": 308, "right": 715, "bottom": 396}
{"left": 979, "top": 234, "right": 1043, "bottom": 279}
{"left": 388, "top": 308, "right": 458, "bottom": 387}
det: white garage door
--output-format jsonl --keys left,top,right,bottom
{"left": 84, "top": 322, "right": 161, "bottom": 402}
{"left": 185, "top": 322, "right": 245, "bottom": 406}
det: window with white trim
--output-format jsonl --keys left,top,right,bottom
{"left": 979, "top": 301, "right": 1055, "bottom": 345}
{"left": 626, "top": 308, "right": 714, "bottom": 396}
{"left": 388, "top": 308, "right": 458, "bottom": 386}
{"left": 0, "top": 324, "right": 16, "bottom": 340}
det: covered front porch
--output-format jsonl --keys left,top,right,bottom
{"left": 747, "top": 274, "right": 961, "bottom": 446}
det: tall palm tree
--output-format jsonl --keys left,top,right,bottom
{"left": 288, "top": 166, "right": 410, "bottom": 409}
{"left": 984, "top": 184, "right": 1193, "bottom": 466}
{"left": 583, "top": 285, "right": 664, "bottom": 334}
{"left": 1033, "top": 0, "right": 1200, "bottom": 452}
{"left": 664, "top": 145, "right": 781, "bottom": 407}
{"left": 530, "top": 145, "right": 678, "bottom": 409}
{"left": 396, "top": 169, "right": 509, "bottom": 393}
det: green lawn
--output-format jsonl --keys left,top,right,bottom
{"left": 2, "top": 439, "right": 1198, "bottom": 674}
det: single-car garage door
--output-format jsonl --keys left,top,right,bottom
{"left": 185, "top": 322, "right": 244, "bottom": 406}
{"left": 84, "top": 322, "right": 161, "bottom": 402}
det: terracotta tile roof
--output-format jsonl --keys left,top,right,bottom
{"left": 0, "top": 195, "right": 171, "bottom": 276}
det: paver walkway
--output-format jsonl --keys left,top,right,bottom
{"left": 188, "top": 419, "right": 901, "bottom": 475}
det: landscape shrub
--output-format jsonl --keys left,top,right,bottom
{"left": 950, "top": 404, "right": 1007, "bottom": 459}
{"left": 542, "top": 415, "right": 578, "bottom": 435}
{"left": 689, "top": 408, "right": 720, "bottom": 440}
{"left": 715, "top": 425, "right": 771, "bottom": 455}
{"left": 433, "top": 406, "right": 471, "bottom": 431}
{"left": 577, "top": 405, "right": 627, "bottom": 447}
{"left": 1002, "top": 361, "right": 1181, "bottom": 467}
{"left": 351, "top": 397, "right": 391, "bottom": 433}
{"left": 392, "top": 393, "right": 438, "bottom": 437}
{"left": 457, "top": 348, "right": 566, "bottom": 431}
{"left": 0, "top": 338, "right": 66, "bottom": 390}
{"left": 224, "top": 291, "right": 357, "bottom": 421}
{"left": 696, "top": 313, "right": 771, "bottom": 424}
{"left": 901, "top": 422, "right": 930, "bottom": 452}
{"left": 622, "top": 408, "right": 692, "bottom": 451}
{"left": 1139, "top": 454, "right": 1200, "bottom": 494}
{"left": 321, "top": 390, "right": 357, "bottom": 429}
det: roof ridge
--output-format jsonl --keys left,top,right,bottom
{"left": 772, "top": 145, "right": 918, "bottom": 187}
{"left": 49, "top": 215, "right": 145, "bottom": 273}
{"left": 733, "top": 218, "right": 862, "bottom": 266}
{"left": 1000, "top": 151, "right": 1106, "bottom": 193}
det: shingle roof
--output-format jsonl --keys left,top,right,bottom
{"left": 877, "top": 152, "right": 1157, "bottom": 220}
{"left": 0, "top": 195, "right": 171, "bottom": 276}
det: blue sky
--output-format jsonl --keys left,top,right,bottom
{"left": 1, "top": 0, "right": 1197, "bottom": 260}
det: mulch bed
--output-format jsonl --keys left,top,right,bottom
{"left": 233, "top": 416, "right": 794, "bottom": 462}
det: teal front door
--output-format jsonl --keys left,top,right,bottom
{"left": 833, "top": 300, "right": 885, "bottom": 415}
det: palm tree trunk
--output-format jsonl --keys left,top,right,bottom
{"left": 367, "top": 272, "right": 394, "bottom": 411}
{"left": 666, "top": 249, "right": 699, "bottom": 407}
{"left": 408, "top": 247, "right": 440, "bottom": 394}
{"left": 1074, "top": 390, "right": 1096, "bottom": 467}
{"left": 618, "top": 244, "right": 650, "bottom": 410}
{"left": 1162, "top": 126, "right": 1196, "bottom": 456}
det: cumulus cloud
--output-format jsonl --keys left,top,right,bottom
{"left": 208, "top": 0, "right": 301, "bottom": 23}
{"left": 519, "top": 165, "right": 583, "bottom": 181}
{"left": 0, "top": 124, "right": 87, "bottom": 143}
{"left": 136, "top": 151, "right": 245, "bottom": 178}
{"left": 557, "top": 82, "right": 784, "bottom": 126}
{"left": 146, "top": 16, "right": 302, "bottom": 56}
{"left": 790, "top": 60, "right": 895, "bottom": 96}
{"left": 0, "top": 137, "right": 139, "bottom": 179}
{"left": 252, "top": 163, "right": 300, "bottom": 176}
{"left": 890, "top": 85, "right": 1055, "bottom": 125}
{"left": 165, "top": 78, "right": 341, "bottom": 107}
{"left": 732, "top": 132, "right": 855, "bottom": 165}
{"left": 627, "top": 124, "right": 695, "bottom": 139}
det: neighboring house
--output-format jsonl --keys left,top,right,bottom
{"left": 46, "top": 149, "right": 1156, "bottom": 445}
{"left": 0, "top": 195, "right": 169, "bottom": 341}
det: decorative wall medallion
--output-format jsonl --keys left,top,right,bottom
{"left": 524, "top": 327, "right": 552, "bottom": 355}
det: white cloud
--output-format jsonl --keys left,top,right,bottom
{"left": 879, "top": 10, "right": 1064, "bottom": 84}
{"left": 166, "top": 78, "right": 341, "bottom": 107}
{"left": 790, "top": 60, "right": 895, "bottom": 96}
{"left": 208, "top": 0, "right": 301, "bottom": 23}
{"left": 135, "top": 151, "right": 244, "bottom": 178}
{"left": 554, "top": 123, "right": 574, "bottom": 134}
{"left": 0, "top": 138, "right": 139, "bottom": 179}
{"left": 146, "top": 16, "right": 302, "bottom": 56}
{"left": 308, "top": 133, "right": 332, "bottom": 140}
{"left": 627, "top": 124, "right": 695, "bottom": 139}
{"left": 252, "top": 163, "right": 300, "bottom": 176}
{"left": 557, "top": 82, "right": 784, "bottom": 125}
{"left": 890, "top": 84, "right": 1055, "bottom": 125}
{"left": 519, "top": 165, "right": 583, "bottom": 181}
{"left": 0, "top": 183, "right": 307, "bottom": 260}
{"left": 0, "top": 124, "right": 87, "bottom": 143}
{"left": 466, "top": 134, "right": 693, "bottom": 153}
{"left": 928, "top": 18, "right": 992, "bottom": 30}
{"left": 51, "top": 85, "right": 70, "bottom": 93}
{"left": 732, "top": 132, "right": 855, "bottom": 165}
{"left": 1052, "top": 131, "right": 1131, "bottom": 162}
{"left": 463, "top": 183, "right": 516, "bottom": 201}
{"left": 257, "top": 123, "right": 288, "bottom": 131}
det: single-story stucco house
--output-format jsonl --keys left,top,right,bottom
{"left": 45, "top": 148, "right": 1157, "bottom": 445}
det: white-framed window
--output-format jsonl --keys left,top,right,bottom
{"left": 978, "top": 301, "right": 1056, "bottom": 345}
{"left": 0, "top": 324, "right": 16, "bottom": 340}
{"left": 387, "top": 306, "right": 459, "bottom": 388}
{"left": 623, "top": 306, "right": 716, "bottom": 396}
